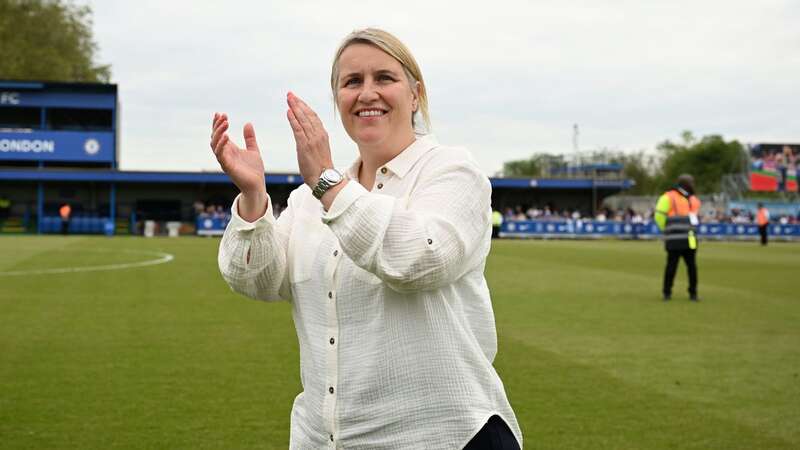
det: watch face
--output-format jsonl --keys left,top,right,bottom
{"left": 322, "top": 169, "right": 343, "bottom": 183}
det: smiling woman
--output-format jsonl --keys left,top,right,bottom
{"left": 210, "top": 28, "right": 521, "bottom": 449}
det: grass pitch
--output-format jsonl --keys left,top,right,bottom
{"left": 0, "top": 236, "right": 798, "bottom": 449}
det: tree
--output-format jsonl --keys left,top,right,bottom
{"left": 656, "top": 131, "right": 748, "bottom": 194}
{"left": 502, "top": 153, "right": 567, "bottom": 177}
{"left": 0, "top": 0, "right": 110, "bottom": 82}
{"left": 501, "top": 132, "right": 748, "bottom": 195}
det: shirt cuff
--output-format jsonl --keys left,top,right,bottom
{"left": 229, "top": 193, "right": 275, "bottom": 232}
{"left": 321, "top": 181, "right": 368, "bottom": 224}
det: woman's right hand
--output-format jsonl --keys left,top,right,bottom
{"left": 211, "top": 113, "right": 268, "bottom": 220}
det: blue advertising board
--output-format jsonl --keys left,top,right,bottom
{"left": 196, "top": 216, "right": 230, "bottom": 236}
{"left": 501, "top": 220, "right": 800, "bottom": 240}
{"left": 0, "top": 130, "right": 115, "bottom": 163}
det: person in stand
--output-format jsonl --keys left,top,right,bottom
{"left": 210, "top": 28, "right": 521, "bottom": 449}
{"left": 492, "top": 208, "right": 503, "bottom": 239}
{"left": 655, "top": 174, "right": 701, "bottom": 301}
{"left": 0, "top": 196, "right": 10, "bottom": 220}
{"left": 59, "top": 203, "right": 72, "bottom": 235}
{"left": 756, "top": 202, "right": 770, "bottom": 246}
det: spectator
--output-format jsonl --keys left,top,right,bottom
{"left": 59, "top": 203, "right": 72, "bottom": 235}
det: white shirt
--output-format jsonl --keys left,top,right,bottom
{"left": 218, "top": 135, "right": 522, "bottom": 449}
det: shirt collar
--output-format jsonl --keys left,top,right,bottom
{"left": 344, "top": 134, "right": 439, "bottom": 181}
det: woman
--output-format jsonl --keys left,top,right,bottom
{"left": 210, "top": 28, "right": 522, "bottom": 449}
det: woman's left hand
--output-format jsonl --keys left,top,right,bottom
{"left": 286, "top": 92, "right": 334, "bottom": 188}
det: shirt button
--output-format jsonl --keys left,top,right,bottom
{"left": 380, "top": 167, "right": 387, "bottom": 174}
{"left": 377, "top": 183, "right": 383, "bottom": 189}
{"left": 427, "top": 238, "right": 433, "bottom": 245}
{"left": 329, "top": 386, "right": 335, "bottom": 394}
{"left": 329, "top": 337, "right": 335, "bottom": 345}
{"left": 328, "top": 291, "right": 333, "bottom": 299}
{"left": 333, "top": 250, "right": 339, "bottom": 257}
{"left": 330, "top": 434, "right": 334, "bottom": 442}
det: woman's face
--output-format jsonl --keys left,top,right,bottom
{"left": 336, "top": 43, "right": 418, "bottom": 149}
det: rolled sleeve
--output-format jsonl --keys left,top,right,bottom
{"left": 228, "top": 193, "right": 275, "bottom": 232}
{"left": 218, "top": 193, "right": 292, "bottom": 302}
{"left": 321, "top": 180, "right": 369, "bottom": 224}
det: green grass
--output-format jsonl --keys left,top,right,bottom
{"left": 1, "top": 236, "right": 798, "bottom": 449}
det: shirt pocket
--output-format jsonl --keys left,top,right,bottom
{"left": 350, "top": 264, "right": 382, "bottom": 285}
{"left": 288, "top": 213, "right": 325, "bottom": 284}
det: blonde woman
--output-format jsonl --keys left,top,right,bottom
{"left": 210, "top": 28, "right": 521, "bottom": 449}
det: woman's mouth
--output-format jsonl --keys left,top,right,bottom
{"left": 356, "top": 109, "right": 387, "bottom": 117}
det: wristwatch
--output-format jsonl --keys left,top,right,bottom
{"left": 312, "top": 168, "right": 344, "bottom": 199}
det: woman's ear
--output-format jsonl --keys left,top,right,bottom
{"left": 412, "top": 81, "right": 421, "bottom": 112}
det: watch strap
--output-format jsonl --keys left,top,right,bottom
{"left": 312, "top": 169, "right": 343, "bottom": 199}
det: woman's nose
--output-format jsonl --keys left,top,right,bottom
{"left": 357, "top": 81, "right": 379, "bottom": 103}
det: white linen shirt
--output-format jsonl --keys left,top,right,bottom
{"left": 218, "top": 135, "right": 522, "bottom": 449}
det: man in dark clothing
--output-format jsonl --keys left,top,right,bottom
{"left": 654, "top": 174, "right": 702, "bottom": 301}
{"left": 59, "top": 203, "right": 72, "bottom": 235}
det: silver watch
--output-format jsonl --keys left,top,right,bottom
{"left": 312, "top": 168, "right": 344, "bottom": 199}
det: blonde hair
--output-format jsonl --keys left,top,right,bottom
{"left": 330, "top": 28, "right": 430, "bottom": 133}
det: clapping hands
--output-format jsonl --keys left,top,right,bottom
{"left": 286, "top": 92, "right": 334, "bottom": 188}
{"left": 209, "top": 92, "right": 337, "bottom": 218}
{"left": 210, "top": 113, "right": 267, "bottom": 198}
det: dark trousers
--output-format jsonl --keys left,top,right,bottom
{"left": 464, "top": 415, "right": 520, "bottom": 450}
{"left": 61, "top": 219, "right": 70, "bottom": 235}
{"left": 492, "top": 225, "right": 500, "bottom": 239}
{"left": 759, "top": 225, "right": 768, "bottom": 246}
{"left": 663, "top": 249, "right": 697, "bottom": 296}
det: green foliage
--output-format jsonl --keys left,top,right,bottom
{"left": 657, "top": 131, "right": 748, "bottom": 194}
{"left": 502, "top": 153, "right": 566, "bottom": 177}
{"left": 0, "top": 0, "right": 110, "bottom": 82}
{"left": 620, "top": 151, "right": 663, "bottom": 194}
{"left": 502, "top": 148, "right": 662, "bottom": 194}
{"left": 501, "top": 131, "right": 748, "bottom": 195}
{"left": 581, "top": 148, "right": 663, "bottom": 195}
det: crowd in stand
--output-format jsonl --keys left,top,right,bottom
{"left": 193, "top": 201, "right": 232, "bottom": 221}
{"left": 724, "top": 208, "right": 799, "bottom": 224}
{"left": 193, "top": 200, "right": 286, "bottom": 222}
{"left": 502, "top": 204, "right": 800, "bottom": 225}
{"left": 501, "top": 205, "right": 648, "bottom": 223}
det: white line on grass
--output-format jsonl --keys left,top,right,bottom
{"left": 0, "top": 249, "right": 175, "bottom": 276}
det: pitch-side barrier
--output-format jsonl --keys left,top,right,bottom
{"left": 500, "top": 220, "right": 800, "bottom": 241}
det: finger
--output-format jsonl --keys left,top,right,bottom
{"left": 210, "top": 120, "right": 229, "bottom": 149}
{"left": 287, "top": 93, "right": 315, "bottom": 134}
{"left": 214, "top": 134, "right": 230, "bottom": 159}
{"left": 213, "top": 113, "right": 228, "bottom": 134}
{"left": 212, "top": 112, "right": 225, "bottom": 134}
{"left": 295, "top": 96, "right": 324, "bottom": 129}
{"left": 243, "top": 123, "right": 259, "bottom": 152}
{"left": 287, "top": 108, "right": 308, "bottom": 146}
{"left": 211, "top": 114, "right": 225, "bottom": 141}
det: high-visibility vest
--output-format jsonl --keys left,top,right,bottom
{"left": 492, "top": 210, "right": 503, "bottom": 226}
{"left": 660, "top": 190, "right": 701, "bottom": 250}
{"left": 59, "top": 204, "right": 71, "bottom": 220}
{"left": 756, "top": 208, "right": 769, "bottom": 226}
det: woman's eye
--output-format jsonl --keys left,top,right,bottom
{"left": 344, "top": 78, "right": 360, "bottom": 87}
{"left": 378, "top": 74, "right": 395, "bottom": 82}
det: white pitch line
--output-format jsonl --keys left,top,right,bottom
{"left": 0, "top": 249, "right": 175, "bottom": 276}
